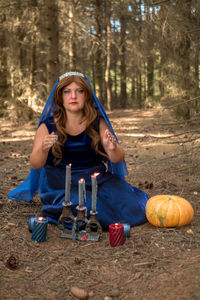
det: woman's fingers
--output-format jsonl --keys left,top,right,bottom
{"left": 105, "top": 129, "right": 115, "bottom": 143}
{"left": 104, "top": 129, "right": 116, "bottom": 151}
{"left": 49, "top": 132, "right": 58, "bottom": 145}
{"left": 42, "top": 132, "right": 58, "bottom": 152}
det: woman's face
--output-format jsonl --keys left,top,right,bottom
{"left": 62, "top": 82, "right": 86, "bottom": 113}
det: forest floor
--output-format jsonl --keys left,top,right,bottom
{"left": 0, "top": 108, "right": 200, "bottom": 300}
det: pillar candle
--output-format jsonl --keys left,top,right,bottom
{"left": 109, "top": 223, "right": 125, "bottom": 247}
{"left": 78, "top": 178, "right": 85, "bottom": 207}
{"left": 65, "top": 164, "right": 71, "bottom": 205}
{"left": 122, "top": 223, "right": 130, "bottom": 238}
{"left": 91, "top": 173, "right": 99, "bottom": 213}
{"left": 32, "top": 217, "right": 48, "bottom": 242}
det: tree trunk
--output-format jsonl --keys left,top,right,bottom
{"left": 193, "top": 4, "right": 200, "bottom": 110}
{"left": 136, "top": 0, "right": 142, "bottom": 108}
{"left": 137, "top": 73, "right": 142, "bottom": 108}
{"left": 0, "top": 15, "right": 8, "bottom": 98}
{"left": 94, "top": 0, "right": 104, "bottom": 104}
{"left": 146, "top": 3, "right": 154, "bottom": 98}
{"left": 105, "top": 0, "right": 112, "bottom": 110}
{"left": 131, "top": 78, "right": 135, "bottom": 104}
{"left": 120, "top": 12, "right": 127, "bottom": 108}
{"left": 174, "top": 0, "right": 192, "bottom": 119}
{"left": 147, "top": 57, "right": 154, "bottom": 97}
{"left": 46, "top": 0, "right": 59, "bottom": 94}
{"left": 159, "top": 54, "right": 165, "bottom": 98}
{"left": 68, "top": 2, "right": 77, "bottom": 70}
{"left": 6, "top": 0, "right": 22, "bottom": 99}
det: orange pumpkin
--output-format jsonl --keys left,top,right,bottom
{"left": 145, "top": 195, "right": 194, "bottom": 227}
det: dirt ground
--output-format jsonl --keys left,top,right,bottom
{"left": 0, "top": 108, "right": 200, "bottom": 300}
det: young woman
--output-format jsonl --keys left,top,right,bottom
{"left": 8, "top": 72, "right": 148, "bottom": 229}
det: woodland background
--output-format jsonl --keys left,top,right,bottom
{"left": 0, "top": 0, "right": 200, "bottom": 121}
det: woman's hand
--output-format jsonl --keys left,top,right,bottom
{"left": 42, "top": 131, "right": 57, "bottom": 153}
{"left": 100, "top": 119, "right": 125, "bottom": 163}
{"left": 30, "top": 124, "right": 57, "bottom": 169}
{"left": 102, "top": 129, "right": 117, "bottom": 151}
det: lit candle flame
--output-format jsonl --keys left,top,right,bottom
{"left": 93, "top": 172, "right": 100, "bottom": 177}
{"left": 38, "top": 216, "right": 45, "bottom": 222}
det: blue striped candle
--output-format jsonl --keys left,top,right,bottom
{"left": 32, "top": 217, "right": 48, "bottom": 242}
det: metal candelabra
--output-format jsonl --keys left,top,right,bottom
{"left": 58, "top": 205, "right": 102, "bottom": 242}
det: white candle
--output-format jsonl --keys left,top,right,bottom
{"left": 91, "top": 173, "right": 99, "bottom": 213}
{"left": 65, "top": 164, "right": 71, "bottom": 205}
{"left": 78, "top": 178, "right": 85, "bottom": 207}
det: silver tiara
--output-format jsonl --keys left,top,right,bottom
{"left": 59, "top": 72, "right": 84, "bottom": 81}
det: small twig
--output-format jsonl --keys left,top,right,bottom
{"left": 162, "top": 266, "right": 172, "bottom": 274}
{"left": 173, "top": 162, "right": 200, "bottom": 173}
{"left": 153, "top": 130, "right": 200, "bottom": 140}
{"left": 133, "top": 261, "right": 155, "bottom": 267}
{"left": 32, "top": 265, "right": 53, "bottom": 280}
{"left": 151, "top": 0, "right": 170, "bottom": 5}
{"left": 154, "top": 115, "right": 200, "bottom": 126}
{"left": 132, "top": 145, "right": 200, "bottom": 168}
{"left": 32, "top": 255, "right": 60, "bottom": 280}
{"left": 87, "top": 280, "right": 103, "bottom": 288}
{"left": 164, "top": 95, "right": 200, "bottom": 110}
{"left": 166, "top": 136, "right": 200, "bottom": 144}
{"left": 190, "top": 255, "right": 200, "bottom": 260}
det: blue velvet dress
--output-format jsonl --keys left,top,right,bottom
{"left": 39, "top": 117, "right": 148, "bottom": 230}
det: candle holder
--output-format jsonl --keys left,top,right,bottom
{"left": 76, "top": 206, "right": 88, "bottom": 228}
{"left": 58, "top": 202, "right": 75, "bottom": 239}
{"left": 84, "top": 211, "right": 102, "bottom": 242}
{"left": 70, "top": 205, "right": 88, "bottom": 241}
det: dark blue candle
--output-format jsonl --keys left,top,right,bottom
{"left": 122, "top": 223, "right": 130, "bottom": 238}
{"left": 28, "top": 215, "right": 39, "bottom": 232}
{"left": 32, "top": 217, "right": 48, "bottom": 242}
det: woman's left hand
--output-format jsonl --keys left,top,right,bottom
{"left": 100, "top": 119, "right": 124, "bottom": 163}
{"left": 102, "top": 129, "right": 117, "bottom": 151}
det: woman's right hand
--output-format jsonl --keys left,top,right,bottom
{"left": 30, "top": 124, "right": 58, "bottom": 169}
{"left": 42, "top": 131, "right": 58, "bottom": 153}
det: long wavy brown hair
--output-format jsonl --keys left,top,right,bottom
{"left": 52, "top": 75, "right": 107, "bottom": 165}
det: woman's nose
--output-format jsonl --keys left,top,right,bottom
{"left": 71, "top": 90, "right": 76, "bottom": 98}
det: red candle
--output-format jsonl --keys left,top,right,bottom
{"left": 109, "top": 223, "right": 125, "bottom": 247}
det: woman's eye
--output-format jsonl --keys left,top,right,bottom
{"left": 77, "top": 89, "right": 84, "bottom": 93}
{"left": 63, "top": 90, "right": 70, "bottom": 94}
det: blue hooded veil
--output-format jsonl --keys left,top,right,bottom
{"left": 8, "top": 72, "right": 128, "bottom": 203}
